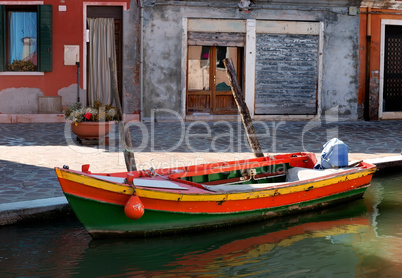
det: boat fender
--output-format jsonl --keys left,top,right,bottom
{"left": 124, "top": 195, "right": 145, "bottom": 220}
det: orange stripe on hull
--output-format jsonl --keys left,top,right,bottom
{"left": 140, "top": 175, "right": 372, "bottom": 213}
{"left": 59, "top": 172, "right": 372, "bottom": 214}
{"left": 57, "top": 177, "right": 130, "bottom": 206}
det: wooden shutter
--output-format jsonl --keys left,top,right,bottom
{"left": 255, "top": 33, "right": 319, "bottom": 115}
{"left": 38, "top": 5, "right": 52, "bottom": 72}
{"left": 0, "top": 5, "right": 4, "bottom": 71}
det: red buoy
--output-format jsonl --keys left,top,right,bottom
{"left": 124, "top": 195, "right": 145, "bottom": 220}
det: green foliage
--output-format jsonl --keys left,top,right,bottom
{"left": 65, "top": 101, "right": 118, "bottom": 123}
{"left": 7, "top": 60, "right": 37, "bottom": 71}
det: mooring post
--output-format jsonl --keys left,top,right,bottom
{"left": 109, "top": 57, "right": 137, "bottom": 171}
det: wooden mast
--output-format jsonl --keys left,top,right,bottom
{"left": 223, "top": 57, "right": 264, "bottom": 158}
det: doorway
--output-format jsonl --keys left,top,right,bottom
{"left": 187, "top": 45, "right": 243, "bottom": 115}
{"left": 86, "top": 6, "right": 122, "bottom": 105}
{"left": 383, "top": 24, "right": 402, "bottom": 113}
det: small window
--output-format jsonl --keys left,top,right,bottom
{"left": 6, "top": 7, "right": 38, "bottom": 71}
{"left": 0, "top": 5, "right": 52, "bottom": 72}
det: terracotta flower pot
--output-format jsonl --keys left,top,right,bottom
{"left": 71, "top": 121, "right": 115, "bottom": 139}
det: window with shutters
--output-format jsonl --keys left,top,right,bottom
{"left": 0, "top": 5, "right": 52, "bottom": 72}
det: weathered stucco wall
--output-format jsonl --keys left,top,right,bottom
{"left": 142, "top": 1, "right": 361, "bottom": 120}
{"left": 123, "top": 3, "right": 141, "bottom": 115}
{"left": 142, "top": 6, "right": 184, "bottom": 120}
{"left": 320, "top": 8, "right": 360, "bottom": 119}
{"left": 0, "top": 88, "right": 44, "bottom": 114}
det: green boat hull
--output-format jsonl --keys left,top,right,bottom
{"left": 65, "top": 186, "right": 368, "bottom": 238}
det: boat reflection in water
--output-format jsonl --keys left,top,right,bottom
{"left": 358, "top": 172, "right": 402, "bottom": 277}
{"left": 75, "top": 200, "right": 375, "bottom": 277}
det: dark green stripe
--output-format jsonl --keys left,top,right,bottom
{"left": 65, "top": 186, "right": 368, "bottom": 238}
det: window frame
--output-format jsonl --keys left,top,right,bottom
{"left": 0, "top": 4, "right": 52, "bottom": 73}
{"left": 5, "top": 5, "right": 38, "bottom": 71}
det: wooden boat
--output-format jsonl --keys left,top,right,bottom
{"left": 54, "top": 152, "right": 376, "bottom": 238}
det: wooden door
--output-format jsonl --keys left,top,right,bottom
{"left": 187, "top": 46, "right": 243, "bottom": 115}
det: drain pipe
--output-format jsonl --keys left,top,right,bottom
{"left": 139, "top": 0, "right": 144, "bottom": 122}
{"left": 76, "top": 55, "right": 80, "bottom": 103}
{"left": 364, "top": 6, "right": 372, "bottom": 121}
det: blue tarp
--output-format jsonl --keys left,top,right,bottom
{"left": 314, "top": 138, "right": 349, "bottom": 169}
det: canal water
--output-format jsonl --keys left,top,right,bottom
{"left": 1, "top": 171, "right": 401, "bottom": 277}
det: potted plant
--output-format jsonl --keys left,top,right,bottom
{"left": 7, "top": 60, "right": 37, "bottom": 71}
{"left": 65, "top": 100, "right": 118, "bottom": 140}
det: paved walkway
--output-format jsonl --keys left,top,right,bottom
{"left": 0, "top": 120, "right": 401, "bottom": 207}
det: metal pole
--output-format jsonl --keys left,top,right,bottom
{"left": 76, "top": 61, "right": 80, "bottom": 103}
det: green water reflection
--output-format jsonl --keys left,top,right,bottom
{"left": 0, "top": 172, "right": 401, "bottom": 277}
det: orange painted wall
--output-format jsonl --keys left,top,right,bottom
{"left": 359, "top": 7, "right": 402, "bottom": 117}
{"left": 0, "top": 0, "right": 130, "bottom": 97}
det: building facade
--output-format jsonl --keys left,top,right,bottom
{"left": 360, "top": 0, "right": 402, "bottom": 120}
{"left": 0, "top": 0, "right": 141, "bottom": 123}
{"left": 2, "top": 1, "right": 387, "bottom": 123}
{"left": 140, "top": 0, "right": 362, "bottom": 121}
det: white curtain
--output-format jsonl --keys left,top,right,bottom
{"left": 9, "top": 11, "right": 37, "bottom": 64}
{"left": 87, "top": 18, "right": 117, "bottom": 105}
